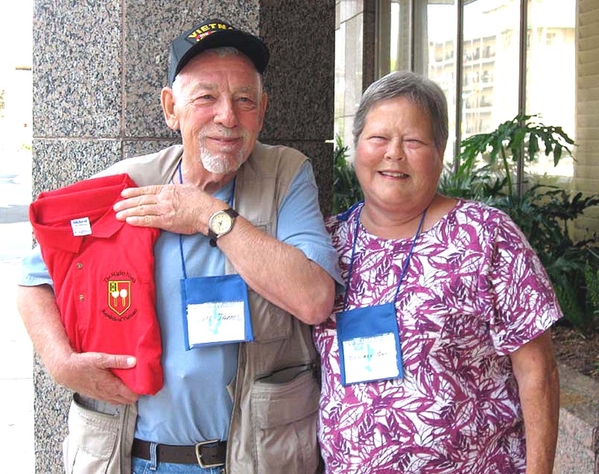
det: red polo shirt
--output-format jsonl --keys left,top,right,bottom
{"left": 29, "top": 173, "right": 163, "bottom": 395}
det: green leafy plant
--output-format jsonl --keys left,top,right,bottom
{"left": 440, "top": 116, "right": 599, "bottom": 334}
{"left": 458, "top": 113, "right": 575, "bottom": 197}
{"left": 586, "top": 250, "right": 599, "bottom": 318}
{"left": 333, "top": 135, "right": 363, "bottom": 214}
{"left": 438, "top": 163, "right": 506, "bottom": 203}
{"left": 587, "top": 255, "right": 599, "bottom": 373}
{"left": 518, "top": 188, "right": 599, "bottom": 332}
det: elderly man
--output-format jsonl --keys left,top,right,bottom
{"left": 18, "top": 18, "right": 341, "bottom": 474}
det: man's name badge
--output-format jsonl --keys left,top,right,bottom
{"left": 187, "top": 300, "right": 246, "bottom": 345}
{"left": 181, "top": 273, "right": 253, "bottom": 349}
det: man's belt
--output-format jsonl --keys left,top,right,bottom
{"left": 132, "top": 438, "right": 227, "bottom": 468}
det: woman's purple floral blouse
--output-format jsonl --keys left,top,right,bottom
{"left": 313, "top": 199, "right": 562, "bottom": 474}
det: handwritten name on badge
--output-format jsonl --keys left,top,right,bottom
{"left": 187, "top": 301, "right": 245, "bottom": 345}
{"left": 343, "top": 333, "right": 399, "bottom": 384}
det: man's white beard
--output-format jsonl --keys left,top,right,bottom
{"left": 198, "top": 132, "right": 247, "bottom": 175}
{"left": 200, "top": 147, "right": 245, "bottom": 174}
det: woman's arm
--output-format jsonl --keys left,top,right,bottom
{"left": 509, "top": 330, "right": 560, "bottom": 474}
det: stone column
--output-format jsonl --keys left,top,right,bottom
{"left": 32, "top": 1, "right": 335, "bottom": 471}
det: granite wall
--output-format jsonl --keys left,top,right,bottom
{"left": 31, "top": 1, "right": 335, "bottom": 471}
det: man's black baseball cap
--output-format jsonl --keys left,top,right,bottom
{"left": 167, "top": 19, "right": 270, "bottom": 87}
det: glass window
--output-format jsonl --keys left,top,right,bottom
{"left": 377, "top": 0, "right": 412, "bottom": 78}
{"left": 336, "top": 0, "right": 577, "bottom": 182}
{"left": 525, "top": 0, "right": 575, "bottom": 180}
{"left": 462, "top": 0, "right": 521, "bottom": 138}
{"left": 426, "top": 1, "right": 457, "bottom": 163}
{"left": 390, "top": 0, "right": 411, "bottom": 72}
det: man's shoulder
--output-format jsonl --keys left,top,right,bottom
{"left": 97, "top": 145, "right": 183, "bottom": 185}
{"left": 246, "top": 142, "right": 308, "bottom": 177}
{"left": 252, "top": 141, "right": 307, "bottom": 162}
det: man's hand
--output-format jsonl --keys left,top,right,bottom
{"left": 17, "top": 285, "right": 141, "bottom": 405}
{"left": 113, "top": 185, "right": 222, "bottom": 235}
{"left": 54, "top": 352, "right": 140, "bottom": 405}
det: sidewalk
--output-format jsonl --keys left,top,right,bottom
{"left": 0, "top": 175, "right": 35, "bottom": 473}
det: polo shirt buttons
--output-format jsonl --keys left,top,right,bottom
{"left": 76, "top": 263, "right": 84, "bottom": 300}
{"left": 75, "top": 263, "right": 84, "bottom": 300}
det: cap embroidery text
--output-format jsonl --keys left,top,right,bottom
{"left": 188, "top": 23, "right": 233, "bottom": 42}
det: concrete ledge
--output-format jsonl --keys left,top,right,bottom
{"left": 554, "top": 363, "right": 599, "bottom": 473}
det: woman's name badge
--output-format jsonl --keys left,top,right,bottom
{"left": 181, "top": 274, "right": 253, "bottom": 349}
{"left": 342, "top": 332, "right": 400, "bottom": 384}
{"left": 336, "top": 303, "right": 404, "bottom": 386}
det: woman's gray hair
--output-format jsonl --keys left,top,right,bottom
{"left": 352, "top": 71, "right": 448, "bottom": 152}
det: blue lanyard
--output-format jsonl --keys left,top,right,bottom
{"left": 176, "top": 162, "right": 235, "bottom": 279}
{"left": 342, "top": 202, "right": 427, "bottom": 311}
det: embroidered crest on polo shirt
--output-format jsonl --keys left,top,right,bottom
{"left": 102, "top": 271, "right": 137, "bottom": 322}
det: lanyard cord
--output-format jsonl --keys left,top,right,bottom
{"left": 341, "top": 202, "right": 428, "bottom": 312}
{"left": 177, "top": 163, "right": 188, "bottom": 279}
{"left": 176, "top": 162, "right": 235, "bottom": 279}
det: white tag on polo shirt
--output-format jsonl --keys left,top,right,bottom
{"left": 71, "top": 217, "right": 92, "bottom": 236}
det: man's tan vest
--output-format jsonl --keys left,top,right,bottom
{"left": 101, "top": 142, "right": 322, "bottom": 474}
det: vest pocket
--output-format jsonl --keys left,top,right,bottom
{"left": 63, "top": 394, "right": 121, "bottom": 474}
{"left": 251, "top": 365, "right": 320, "bottom": 473}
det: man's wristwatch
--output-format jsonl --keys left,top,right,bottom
{"left": 208, "top": 208, "right": 239, "bottom": 247}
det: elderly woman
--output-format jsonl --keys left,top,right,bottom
{"left": 314, "top": 71, "right": 561, "bottom": 474}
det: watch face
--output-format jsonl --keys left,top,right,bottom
{"left": 211, "top": 212, "right": 232, "bottom": 234}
